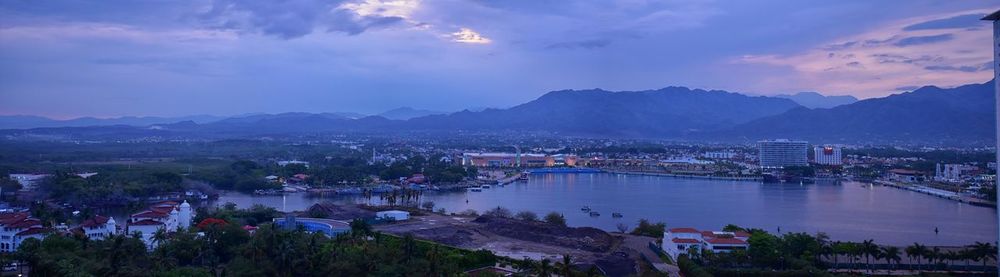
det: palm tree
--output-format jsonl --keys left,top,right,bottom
{"left": 972, "top": 241, "right": 996, "bottom": 271}
{"left": 556, "top": 255, "right": 573, "bottom": 277}
{"left": 929, "top": 247, "right": 942, "bottom": 271}
{"left": 906, "top": 243, "right": 927, "bottom": 271}
{"left": 881, "top": 246, "right": 901, "bottom": 271}
{"left": 535, "top": 259, "right": 553, "bottom": 277}
{"left": 860, "top": 239, "right": 878, "bottom": 273}
{"left": 151, "top": 228, "right": 168, "bottom": 249}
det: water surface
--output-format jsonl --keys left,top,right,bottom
{"left": 215, "top": 173, "right": 997, "bottom": 246}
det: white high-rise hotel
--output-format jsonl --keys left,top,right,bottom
{"left": 758, "top": 139, "right": 808, "bottom": 168}
{"left": 813, "top": 145, "right": 842, "bottom": 165}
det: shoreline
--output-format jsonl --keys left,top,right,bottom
{"left": 599, "top": 169, "right": 762, "bottom": 181}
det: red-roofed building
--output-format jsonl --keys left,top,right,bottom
{"left": 662, "top": 227, "right": 751, "bottom": 260}
{"left": 77, "top": 215, "right": 117, "bottom": 240}
{"left": 0, "top": 212, "right": 46, "bottom": 252}
{"left": 127, "top": 200, "right": 194, "bottom": 250}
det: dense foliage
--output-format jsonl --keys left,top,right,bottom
{"left": 11, "top": 207, "right": 503, "bottom": 276}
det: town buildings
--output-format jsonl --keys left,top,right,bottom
{"left": 813, "top": 145, "right": 842, "bottom": 165}
{"left": 758, "top": 139, "right": 808, "bottom": 168}
{"left": 461, "top": 153, "right": 578, "bottom": 167}
{"left": 888, "top": 169, "right": 925, "bottom": 183}
{"left": 661, "top": 227, "right": 750, "bottom": 261}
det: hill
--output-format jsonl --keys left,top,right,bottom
{"left": 725, "top": 81, "right": 995, "bottom": 145}
{"left": 773, "top": 92, "right": 858, "bottom": 109}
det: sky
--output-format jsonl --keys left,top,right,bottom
{"left": 0, "top": 0, "right": 998, "bottom": 119}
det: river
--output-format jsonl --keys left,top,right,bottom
{"left": 212, "top": 172, "right": 997, "bottom": 246}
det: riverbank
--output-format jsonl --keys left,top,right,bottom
{"left": 874, "top": 180, "right": 996, "bottom": 208}
{"left": 601, "top": 169, "right": 762, "bottom": 181}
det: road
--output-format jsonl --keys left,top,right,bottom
{"left": 621, "top": 235, "right": 680, "bottom": 277}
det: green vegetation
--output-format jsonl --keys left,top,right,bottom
{"left": 543, "top": 212, "right": 566, "bottom": 227}
{"left": 38, "top": 171, "right": 187, "bottom": 206}
{"left": 630, "top": 218, "right": 667, "bottom": 238}
{"left": 11, "top": 207, "right": 505, "bottom": 276}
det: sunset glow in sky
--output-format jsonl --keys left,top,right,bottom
{"left": 0, "top": 0, "right": 997, "bottom": 118}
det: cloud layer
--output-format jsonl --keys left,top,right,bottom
{"left": 0, "top": 0, "right": 996, "bottom": 117}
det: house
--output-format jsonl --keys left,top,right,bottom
{"left": 662, "top": 227, "right": 749, "bottom": 260}
{"left": 126, "top": 200, "right": 193, "bottom": 249}
{"left": 0, "top": 212, "right": 51, "bottom": 252}
{"left": 77, "top": 215, "right": 117, "bottom": 240}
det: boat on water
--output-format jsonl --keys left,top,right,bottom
{"left": 581, "top": 206, "right": 591, "bottom": 211}
{"left": 481, "top": 185, "right": 491, "bottom": 189}
{"left": 469, "top": 187, "right": 482, "bottom": 192}
{"left": 589, "top": 211, "right": 600, "bottom": 217}
{"left": 612, "top": 212, "right": 623, "bottom": 218}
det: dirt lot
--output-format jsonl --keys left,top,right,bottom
{"left": 372, "top": 212, "right": 648, "bottom": 275}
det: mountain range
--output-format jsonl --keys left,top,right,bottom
{"left": 1, "top": 81, "right": 994, "bottom": 145}
{"left": 773, "top": 92, "right": 858, "bottom": 109}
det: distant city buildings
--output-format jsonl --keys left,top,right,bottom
{"left": 758, "top": 139, "right": 808, "bottom": 168}
{"left": 888, "top": 169, "right": 925, "bottom": 183}
{"left": 813, "top": 145, "right": 842, "bottom": 165}
{"left": 461, "top": 153, "right": 578, "bottom": 167}
{"left": 702, "top": 151, "right": 737, "bottom": 159}
{"left": 277, "top": 160, "right": 310, "bottom": 168}
{"left": 935, "top": 163, "right": 979, "bottom": 183}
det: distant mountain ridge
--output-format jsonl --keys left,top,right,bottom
{"left": 773, "top": 92, "right": 858, "bottom": 109}
{"left": 0, "top": 114, "right": 226, "bottom": 129}
{"left": 1, "top": 81, "right": 994, "bottom": 145}
{"left": 723, "top": 81, "right": 995, "bottom": 144}
{"left": 377, "top": 107, "right": 448, "bottom": 120}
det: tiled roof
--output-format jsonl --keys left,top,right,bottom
{"left": 129, "top": 219, "right": 165, "bottom": 226}
{"left": 669, "top": 227, "right": 700, "bottom": 234}
{"left": 706, "top": 237, "right": 748, "bottom": 245}
{"left": 672, "top": 238, "right": 701, "bottom": 244}
{"left": 16, "top": 227, "right": 50, "bottom": 236}
{"left": 7, "top": 219, "right": 41, "bottom": 229}
{"left": 132, "top": 210, "right": 169, "bottom": 218}
{"left": 81, "top": 215, "right": 109, "bottom": 228}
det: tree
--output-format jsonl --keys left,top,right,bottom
{"left": 485, "top": 206, "right": 512, "bottom": 218}
{"left": 616, "top": 223, "right": 629, "bottom": 233}
{"left": 421, "top": 201, "right": 435, "bottom": 211}
{"left": 543, "top": 212, "right": 566, "bottom": 227}
{"left": 556, "top": 255, "right": 573, "bottom": 277}
{"left": 906, "top": 243, "right": 927, "bottom": 271}
{"left": 882, "top": 246, "right": 900, "bottom": 270}
{"left": 515, "top": 211, "right": 538, "bottom": 222}
{"left": 630, "top": 219, "right": 666, "bottom": 238}
{"left": 860, "top": 239, "right": 878, "bottom": 273}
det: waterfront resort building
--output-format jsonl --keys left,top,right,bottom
{"left": 76, "top": 215, "right": 118, "bottom": 240}
{"left": 813, "top": 145, "right": 842, "bottom": 166}
{"left": 0, "top": 212, "right": 51, "bottom": 252}
{"left": 661, "top": 227, "right": 750, "bottom": 260}
{"left": 758, "top": 139, "right": 808, "bottom": 168}
{"left": 462, "top": 153, "right": 578, "bottom": 167}
{"left": 888, "top": 169, "right": 926, "bottom": 183}
{"left": 126, "top": 200, "right": 193, "bottom": 249}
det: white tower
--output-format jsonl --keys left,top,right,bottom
{"left": 981, "top": 10, "right": 1000, "bottom": 267}
{"left": 178, "top": 200, "right": 192, "bottom": 230}
{"left": 106, "top": 217, "right": 117, "bottom": 236}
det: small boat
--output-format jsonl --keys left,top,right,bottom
{"left": 612, "top": 212, "right": 623, "bottom": 218}
{"left": 589, "top": 211, "right": 600, "bottom": 217}
{"left": 481, "top": 185, "right": 491, "bottom": 189}
{"left": 581, "top": 206, "right": 591, "bottom": 212}
{"left": 469, "top": 187, "right": 482, "bottom": 192}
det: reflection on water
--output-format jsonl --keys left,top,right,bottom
{"left": 214, "top": 173, "right": 997, "bottom": 246}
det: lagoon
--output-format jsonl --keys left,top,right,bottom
{"left": 214, "top": 173, "right": 997, "bottom": 246}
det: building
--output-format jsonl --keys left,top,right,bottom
{"left": 461, "top": 153, "right": 577, "bottom": 168}
{"left": 758, "top": 139, "right": 808, "bottom": 168}
{"left": 0, "top": 212, "right": 51, "bottom": 252}
{"left": 888, "top": 169, "right": 925, "bottom": 183}
{"left": 126, "top": 200, "right": 193, "bottom": 249}
{"left": 703, "top": 151, "right": 737, "bottom": 159}
{"left": 813, "top": 146, "right": 842, "bottom": 165}
{"left": 376, "top": 210, "right": 409, "bottom": 221}
{"left": 78, "top": 215, "right": 117, "bottom": 240}
{"left": 935, "top": 163, "right": 978, "bottom": 182}
{"left": 661, "top": 227, "right": 749, "bottom": 260}
{"left": 7, "top": 174, "right": 50, "bottom": 191}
